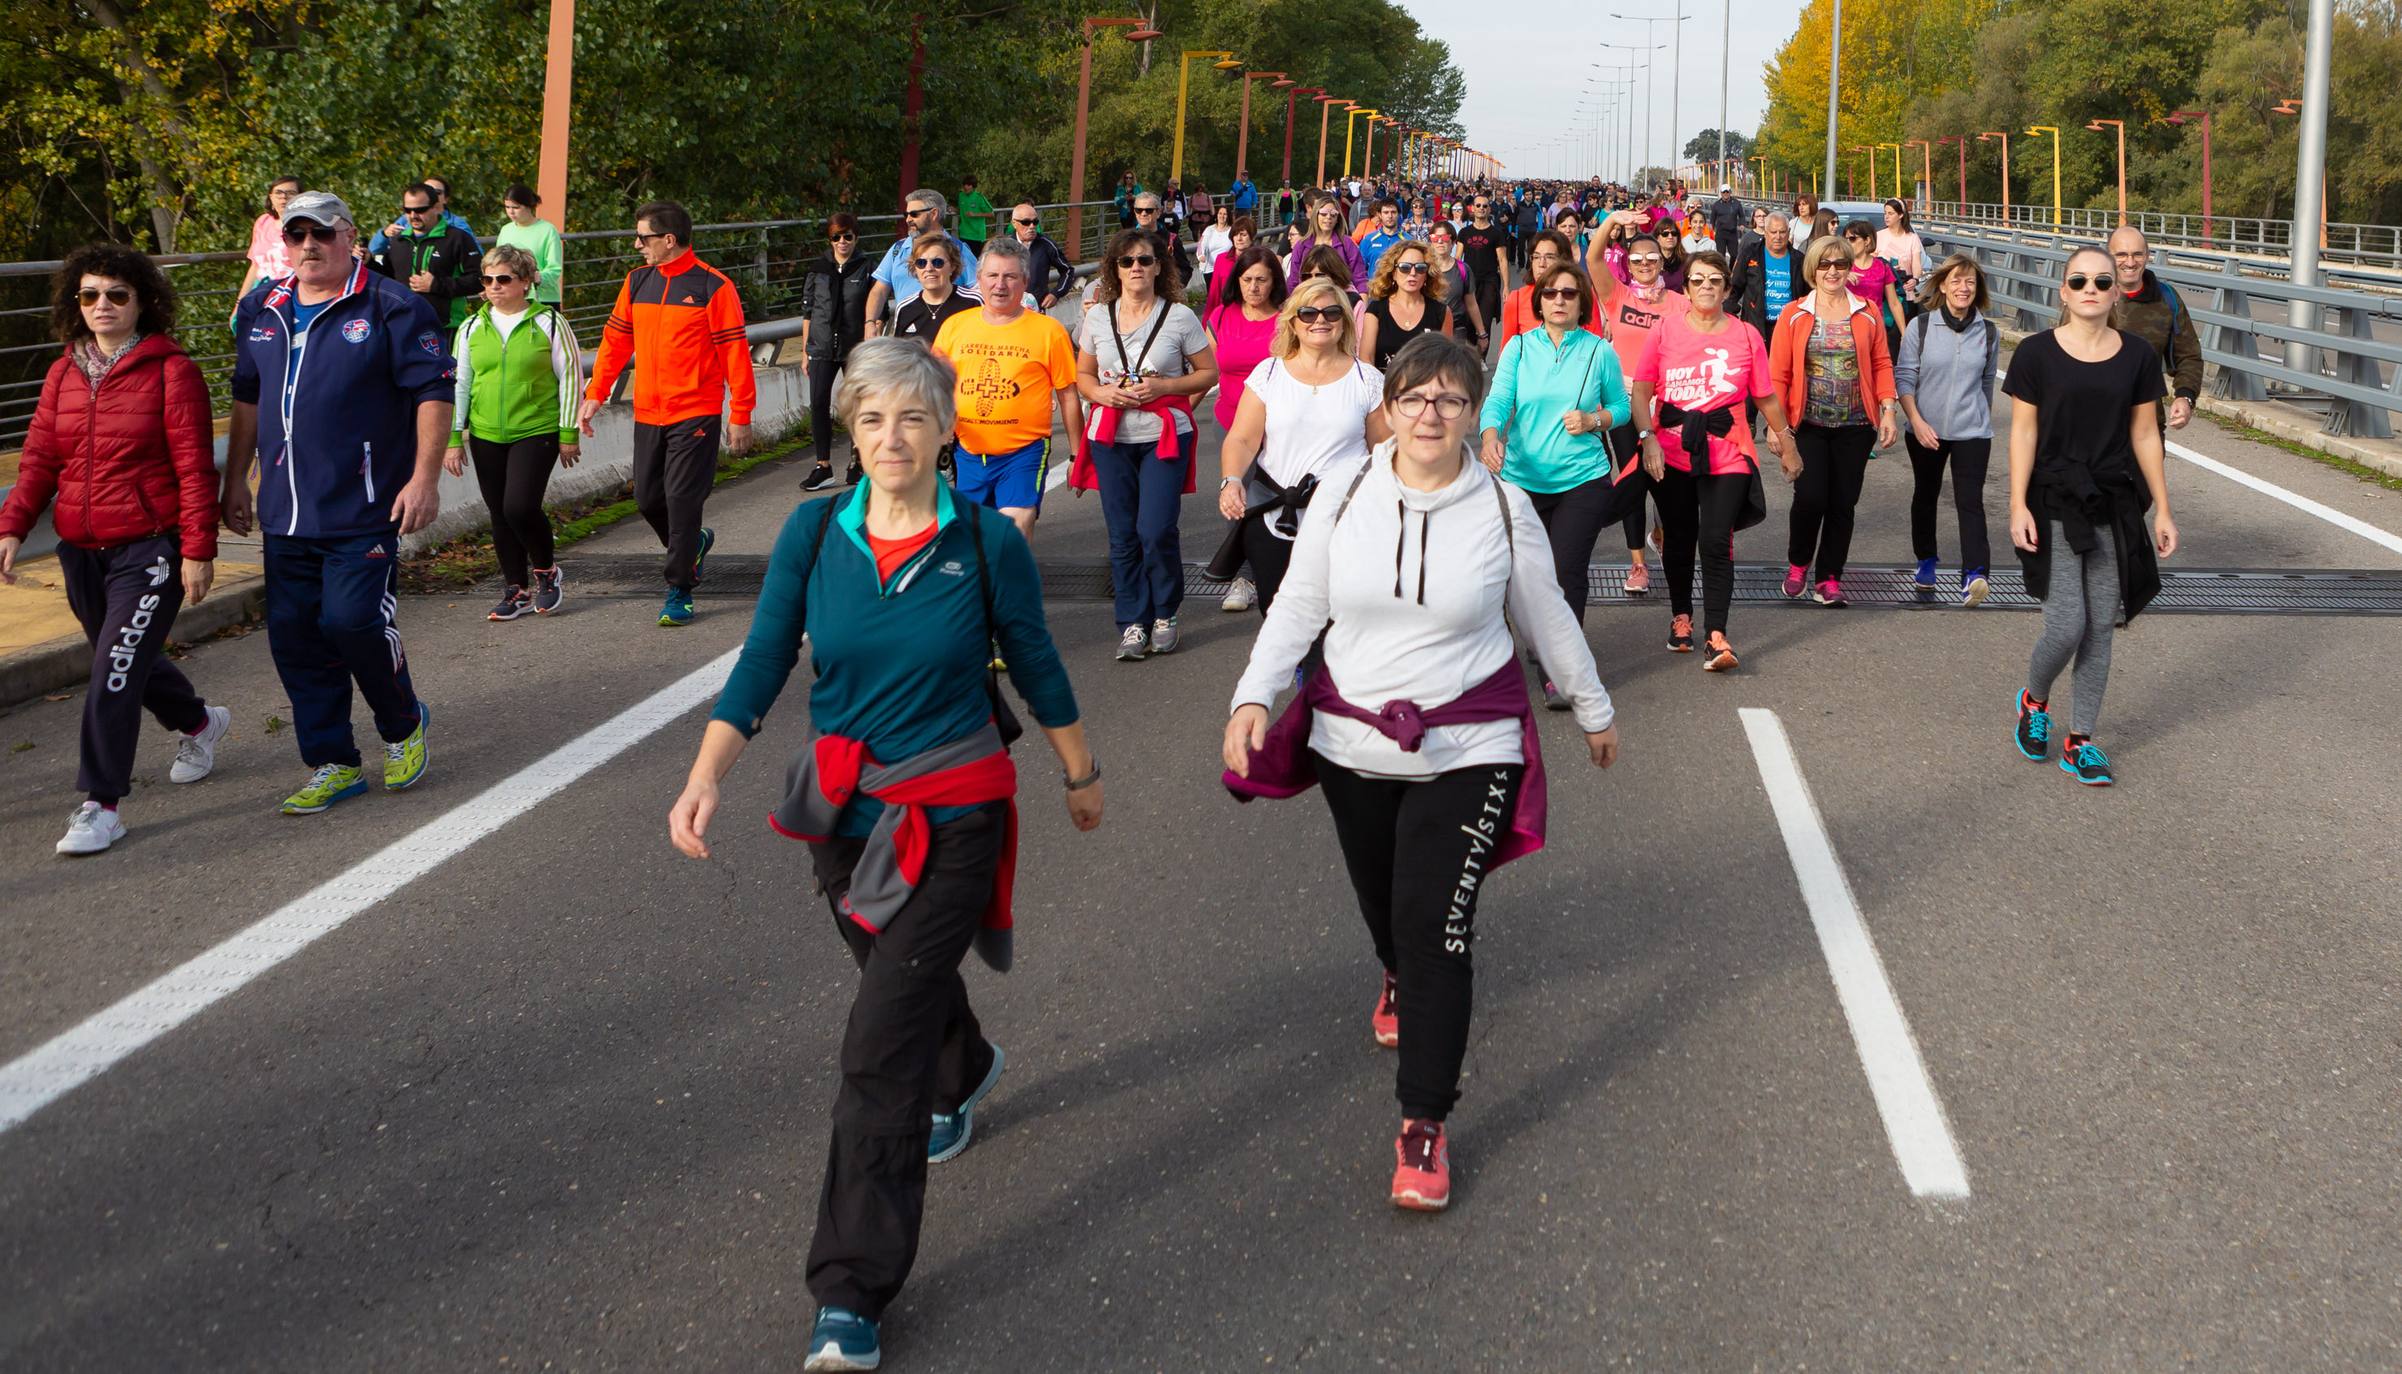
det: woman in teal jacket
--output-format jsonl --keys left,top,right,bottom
{"left": 1476, "top": 261, "right": 1630, "bottom": 707}
{"left": 444, "top": 243, "right": 583, "bottom": 618}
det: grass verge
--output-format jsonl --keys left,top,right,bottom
{"left": 2191, "top": 409, "right": 2402, "bottom": 494}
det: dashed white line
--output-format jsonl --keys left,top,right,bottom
{"left": 1739, "top": 708, "right": 1970, "bottom": 1200}
{"left": 0, "top": 649, "right": 740, "bottom": 1137}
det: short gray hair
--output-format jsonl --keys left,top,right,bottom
{"left": 484, "top": 243, "right": 538, "bottom": 280}
{"left": 833, "top": 337, "right": 957, "bottom": 433}
{"left": 904, "top": 187, "right": 949, "bottom": 224}
{"left": 976, "top": 236, "right": 1030, "bottom": 279}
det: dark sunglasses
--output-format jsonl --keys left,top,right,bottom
{"left": 481, "top": 274, "right": 517, "bottom": 286}
{"left": 2064, "top": 274, "right": 2117, "bottom": 293}
{"left": 1395, "top": 261, "right": 1430, "bottom": 275}
{"left": 1538, "top": 287, "right": 1581, "bottom": 301}
{"left": 912, "top": 256, "right": 952, "bottom": 270}
{"left": 1293, "top": 305, "right": 1345, "bottom": 324}
{"left": 77, "top": 286, "right": 134, "bottom": 307}
{"left": 1117, "top": 254, "right": 1157, "bottom": 268}
{"left": 1816, "top": 257, "right": 1852, "bottom": 270}
{"left": 401, "top": 203, "right": 437, "bottom": 215}
{"left": 1134, "top": 206, "right": 1161, "bottom": 215}
{"left": 282, "top": 224, "right": 342, "bottom": 244}
{"left": 906, "top": 207, "right": 937, "bottom": 218}
{"left": 1013, "top": 218, "right": 1040, "bottom": 227}
{"left": 633, "top": 230, "right": 669, "bottom": 244}
{"left": 830, "top": 231, "right": 856, "bottom": 242}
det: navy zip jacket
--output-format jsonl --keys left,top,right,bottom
{"left": 232, "top": 261, "right": 455, "bottom": 538}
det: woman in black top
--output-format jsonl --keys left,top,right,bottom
{"left": 2003, "top": 246, "right": 2179, "bottom": 788}
{"left": 891, "top": 232, "right": 980, "bottom": 344}
{"left": 1358, "top": 240, "right": 1450, "bottom": 370}
{"left": 800, "top": 213, "right": 876, "bottom": 490}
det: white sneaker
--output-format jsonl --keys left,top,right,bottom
{"left": 1220, "top": 576, "right": 1256, "bottom": 613}
{"left": 56, "top": 802, "right": 127, "bottom": 856}
{"left": 170, "top": 705, "right": 232, "bottom": 783}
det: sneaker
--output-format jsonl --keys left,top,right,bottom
{"left": 281, "top": 762, "right": 367, "bottom": 815}
{"left": 487, "top": 585, "right": 531, "bottom": 621}
{"left": 1623, "top": 560, "right": 1651, "bottom": 596}
{"left": 1371, "top": 970, "right": 1399, "bottom": 1048}
{"left": 802, "top": 462, "right": 835, "bottom": 492}
{"left": 1703, "top": 631, "right": 1739, "bottom": 672}
{"left": 169, "top": 705, "right": 232, "bottom": 783}
{"left": 1541, "top": 679, "right": 1568, "bottom": 711}
{"left": 691, "top": 526, "right": 716, "bottom": 583}
{"left": 1913, "top": 557, "right": 1939, "bottom": 592}
{"left": 1391, "top": 1118, "right": 1451, "bottom": 1212}
{"left": 1221, "top": 575, "right": 1256, "bottom": 613}
{"left": 1812, "top": 578, "right": 1847, "bottom": 607}
{"left": 1959, "top": 570, "right": 1990, "bottom": 609}
{"left": 1782, "top": 564, "right": 1808, "bottom": 599}
{"left": 1150, "top": 616, "right": 1180, "bottom": 654}
{"left": 929, "top": 1042, "right": 1006, "bottom": 1164}
{"left": 843, "top": 463, "right": 864, "bottom": 487}
{"left": 383, "top": 701, "right": 430, "bottom": 791}
{"left": 659, "top": 586, "right": 695, "bottom": 627}
{"left": 55, "top": 802, "right": 126, "bottom": 856}
{"left": 2014, "top": 690, "right": 2053, "bottom": 761}
{"left": 802, "top": 1307, "right": 881, "bottom": 1372}
{"left": 1667, "top": 613, "right": 1695, "bottom": 653}
{"left": 531, "top": 566, "right": 565, "bottom": 615}
{"left": 1648, "top": 523, "right": 1665, "bottom": 553}
{"left": 2060, "top": 735, "right": 2114, "bottom": 787}
{"left": 1115, "top": 624, "right": 1149, "bottom": 661}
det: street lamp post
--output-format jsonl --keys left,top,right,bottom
{"left": 2085, "top": 119, "right": 2126, "bottom": 224}
{"left": 1850, "top": 144, "right": 1875, "bottom": 198}
{"left": 1171, "top": 49, "right": 1242, "bottom": 191}
{"left": 2164, "top": 109, "right": 2213, "bottom": 244}
{"left": 1282, "top": 86, "right": 1323, "bottom": 193}
{"left": 1937, "top": 134, "right": 1965, "bottom": 214}
{"left": 1904, "top": 138, "right": 1930, "bottom": 208}
{"left": 1067, "top": 15, "right": 1165, "bottom": 264}
{"left": 1822, "top": 0, "right": 1843, "bottom": 200}
{"left": 1315, "top": 97, "right": 1350, "bottom": 188}
{"left": 1877, "top": 142, "right": 1902, "bottom": 202}
{"left": 1978, "top": 131, "right": 2010, "bottom": 224}
{"left": 2025, "top": 124, "right": 2061, "bottom": 227}
{"left": 1234, "top": 72, "right": 1286, "bottom": 187}
{"left": 1344, "top": 107, "right": 1382, "bottom": 179}
{"left": 1611, "top": 8, "right": 1688, "bottom": 184}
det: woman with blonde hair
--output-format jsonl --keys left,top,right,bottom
{"left": 444, "top": 242, "right": 584, "bottom": 619}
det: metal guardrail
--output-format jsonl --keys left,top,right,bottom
{"left": 1923, "top": 199, "right": 2402, "bottom": 271}
{"left": 1922, "top": 223, "right": 2402, "bottom": 439}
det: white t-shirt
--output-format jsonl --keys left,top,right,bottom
{"left": 1198, "top": 226, "right": 1235, "bottom": 279}
{"left": 490, "top": 306, "right": 528, "bottom": 341}
{"left": 1080, "top": 297, "right": 1210, "bottom": 445}
{"left": 1243, "top": 355, "right": 1385, "bottom": 534}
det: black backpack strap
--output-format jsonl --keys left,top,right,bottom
{"left": 963, "top": 507, "right": 1025, "bottom": 745}
{"left": 797, "top": 492, "right": 840, "bottom": 636}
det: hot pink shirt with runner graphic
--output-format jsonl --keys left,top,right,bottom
{"left": 1631, "top": 310, "right": 1774, "bottom": 476}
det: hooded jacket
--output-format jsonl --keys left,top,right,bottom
{"left": 1, "top": 335, "right": 219, "bottom": 559}
{"left": 231, "top": 261, "right": 456, "bottom": 539}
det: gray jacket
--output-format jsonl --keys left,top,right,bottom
{"left": 1894, "top": 307, "right": 1999, "bottom": 441}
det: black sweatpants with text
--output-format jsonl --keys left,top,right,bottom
{"left": 57, "top": 535, "right": 208, "bottom": 803}
{"left": 1316, "top": 755, "right": 1526, "bottom": 1122}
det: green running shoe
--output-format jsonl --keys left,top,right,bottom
{"left": 384, "top": 702, "right": 431, "bottom": 790}
{"left": 281, "top": 763, "right": 367, "bottom": 815}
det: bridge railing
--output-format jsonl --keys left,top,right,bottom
{"left": 1919, "top": 199, "right": 2402, "bottom": 271}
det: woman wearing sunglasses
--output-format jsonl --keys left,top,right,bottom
{"left": 1286, "top": 193, "right": 1369, "bottom": 294}
{"left": 1224, "top": 333, "right": 1619, "bottom": 1213}
{"left": 2004, "top": 248, "right": 2178, "bottom": 788}
{"left": 1768, "top": 235, "right": 1899, "bottom": 609}
{"left": 0, "top": 245, "right": 231, "bottom": 856}
{"left": 891, "top": 233, "right": 980, "bottom": 344}
{"left": 1424, "top": 221, "right": 1488, "bottom": 353}
{"left": 1360, "top": 241, "right": 1452, "bottom": 371}
{"left": 1591, "top": 222, "right": 1687, "bottom": 596}
{"left": 496, "top": 183, "right": 565, "bottom": 306}
{"left": 444, "top": 244, "right": 584, "bottom": 620}
{"left": 800, "top": 213, "right": 876, "bottom": 491}
{"left": 1072, "top": 230, "right": 1219, "bottom": 661}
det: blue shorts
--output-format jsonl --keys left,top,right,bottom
{"left": 953, "top": 437, "right": 1052, "bottom": 513}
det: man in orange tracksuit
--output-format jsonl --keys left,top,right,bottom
{"left": 578, "top": 199, "right": 758, "bottom": 625}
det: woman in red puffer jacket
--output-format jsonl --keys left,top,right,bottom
{"left": 0, "top": 243, "right": 236, "bottom": 857}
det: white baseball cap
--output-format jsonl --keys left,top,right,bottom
{"left": 278, "top": 190, "right": 354, "bottom": 230}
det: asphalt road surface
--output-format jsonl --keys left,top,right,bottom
{"left": 6, "top": 374, "right": 2402, "bottom": 1371}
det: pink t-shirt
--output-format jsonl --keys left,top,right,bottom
{"left": 246, "top": 213, "right": 291, "bottom": 280}
{"left": 1848, "top": 256, "right": 1897, "bottom": 315}
{"left": 1204, "top": 303, "right": 1279, "bottom": 432}
{"left": 1632, "top": 311, "right": 1774, "bottom": 476}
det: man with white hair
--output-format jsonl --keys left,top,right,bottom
{"left": 864, "top": 188, "right": 981, "bottom": 336}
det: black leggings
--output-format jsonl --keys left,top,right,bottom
{"left": 1316, "top": 755, "right": 1526, "bottom": 1123}
{"left": 808, "top": 356, "right": 843, "bottom": 467}
{"left": 1607, "top": 423, "right": 1653, "bottom": 552}
{"left": 1241, "top": 516, "right": 1297, "bottom": 615}
{"left": 1525, "top": 472, "right": 1617, "bottom": 623}
{"left": 468, "top": 434, "right": 559, "bottom": 587}
{"left": 1786, "top": 422, "right": 1875, "bottom": 579}
{"left": 1654, "top": 463, "right": 1750, "bottom": 634}
{"left": 1906, "top": 434, "right": 1993, "bottom": 574}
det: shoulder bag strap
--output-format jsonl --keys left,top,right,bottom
{"left": 1328, "top": 455, "right": 1376, "bottom": 526}
{"left": 963, "top": 507, "right": 1025, "bottom": 745}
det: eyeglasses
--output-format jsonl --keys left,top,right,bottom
{"left": 1393, "top": 393, "right": 1472, "bottom": 419}
{"left": 830, "top": 231, "right": 856, "bottom": 242}
{"left": 1395, "top": 262, "right": 1430, "bottom": 275}
{"left": 1687, "top": 276, "right": 1728, "bottom": 290}
{"left": 481, "top": 273, "right": 518, "bottom": 286}
{"left": 2063, "top": 274, "right": 2117, "bottom": 293}
{"left": 1013, "top": 218, "right": 1040, "bottom": 227}
{"left": 1538, "top": 287, "right": 1581, "bottom": 301}
{"left": 282, "top": 224, "right": 341, "bottom": 244}
{"left": 401, "top": 204, "right": 436, "bottom": 215}
{"left": 77, "top": 286, "right": 134, "bottom": 307}
{"left": 913, "top": 257, "right": 952, "bottom": 270}
{"left": 1627, "top": 253, "right": 1663, "bottom": 264}
{"left": 1117, "top": 254, "right": 1157, "bottom": 268}
{"left": 1292, "top": 305, "right": 1346, "bottom": 324}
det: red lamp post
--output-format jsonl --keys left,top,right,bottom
{"left": 1937, "top": 134, "right": 1966, "bottom": 213}
{"left": 1282, "top": 86, "right": 1323, "bottom": 190}
{"left": 2085, "top": 118, "right": 2127, "bottom": 224}
{"left": 1067, "top": 16, "right": 1165, "bottom": 261}
{"left": 1977, "top": 131, "right": 2010, "bottom": 224}
{"left": 1235, "top": 71, "right": 1287, "bottom": 186}
{"left": 2163, "top": 109, "right": 2213, "bottom": 244}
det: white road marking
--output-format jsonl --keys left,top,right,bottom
{"left": 0, "top": 649, "right": 740, "bottom": 1137}
{"left": 1738, "top": 708, "right": 1971, "bottom": 1200}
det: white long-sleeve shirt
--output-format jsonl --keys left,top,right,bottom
{"left": 1231, "top": 442, "right": 1615, "bottom": 778}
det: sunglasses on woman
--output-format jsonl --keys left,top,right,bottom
{"left": 913, "top": 256, "right": 952, "bottom": 270}
{"left": 78, "top": 286, "right": 134, "bottom": 307}
{"left": 1395, "top": 262, "right": 1429, "bottom": 275}
{"left": 1538, "top": 287, "right": 1581, "bottom": 301}
{"left": 1293, "top": 305, "right": 1345, "bottom": 324}
{"left": 1118, "top": 254, "right": 1156, "bottom": 268}
{"left": 830, "top": 231, "right": 856, "bottom": 242}
{"left": 1817, "top": 257, "right": 1851, "bottom": 271}
{"left": 481, "top": 274, "right": 517, "bottom": 286}
{"left": 2063, "top": 273, "right": 2117, "bottom": 293}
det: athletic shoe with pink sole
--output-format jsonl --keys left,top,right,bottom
{"left": 1371, "top": 970, "right": 1399, "bottom": 1048}
{"left": 1391, "top": 1118, "right": 1451, "bottom": 1211}
{"left": 1622, "top": 560, "right": 1651, "bottom": 596}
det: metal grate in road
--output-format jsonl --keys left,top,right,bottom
{"left": 503, "top": 554, "right": 2402, "bottom": 616}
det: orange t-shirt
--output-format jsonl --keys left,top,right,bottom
{"left": 865, "top": 520, "right": 940, "bottom": 582}
{"left": 932, "top": 308, "right": 1077, "bottom": 455}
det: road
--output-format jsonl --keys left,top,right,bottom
{"left": 6, "top": 369, "right": 2402, "bottom": 1370}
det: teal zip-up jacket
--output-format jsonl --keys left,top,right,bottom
{"left": 1480, "top": 325, "right": 1631, "bottom": 495}
{"left": 449, "top": 303, "right": 583, "bottom": 447}
{"left": 713, "top": 482, "right": 1079, "bottom": 835}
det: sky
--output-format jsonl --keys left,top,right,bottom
{"left": 1396, "top": 0, "right": 1800, "bottom": 182}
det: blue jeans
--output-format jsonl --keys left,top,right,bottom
{"left": 263, "top": 531, "right": 422, "bottom": 768}
{"left": 1087, "top": 437, "right": 1189, "bottom": 629}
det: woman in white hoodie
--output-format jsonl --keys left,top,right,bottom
{"left": 1221, "top": 332, "right": 1621, "bottom": 1214}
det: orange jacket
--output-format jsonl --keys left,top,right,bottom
{"left": 1768, "top": 292, "right": 1895, "bottom": 426}
{"left": 587, "top": 250, "right": 758, "bottom": 426}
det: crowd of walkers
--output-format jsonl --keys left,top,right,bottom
{"left": 4, "top": 163, "right": 2187, "bottom": 1372}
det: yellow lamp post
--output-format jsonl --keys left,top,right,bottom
{"left": 1904, "top": 138, "right": 1932, "bottom": 208}
{"left": 1850, "top": 144, "right": 1875, "bottom": 198}
{"left": 1344, "top": 107, "right": 1382, "bottom": 179}
{"left": 1172, "top": 50, "right": 1243, "bottom": 190}
{"left": 1978, "top": 131, "right": 2011, "bottom": 223}
{"left": 1877, "top": 141, "right": 1902, "bottom": 200}
{"left": 1315, "top": 96, "right": 1351, "bottom": 187}
{"left": 2085, "top": 118, "right": 2126, "bottom": 224}
{"left": 2026, "top": 124, "right": 2062, "bottom": 226}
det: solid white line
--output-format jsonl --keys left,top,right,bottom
{"left": 0, "top": 649, "right": 740, "bottom": 1137}
{"left": 2162, "top": 436, "right": 2402, "bottom": 558}
{"left": 1738, "top": 708, "right": 1971, "bottom": 1200}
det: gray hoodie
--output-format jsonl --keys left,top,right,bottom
{"left": 1893, "top": 307, "right": 1999, "bottom": 441}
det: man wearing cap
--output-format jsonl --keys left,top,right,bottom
{"left": 225, "top": 191, "right": 448, "bottom": 816}
{"left": 1708, "top": 183, "right": 1745, "bottom": 254}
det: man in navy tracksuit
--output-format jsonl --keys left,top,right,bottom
{"left": 224, "top": 191, "right": 450, "bottom": 815}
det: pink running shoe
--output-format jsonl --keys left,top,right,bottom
{"left": 1391, "top": 1119, "right": 1451, "bottom": 1211}
{"left": 1782, "top": 564, "right": 1808, "bottom": 599}
{"left": 1813, "top": 578, "right": 1848, "bottom": 607}
{"left": 1371, "top": 970, "right": 1399, "bottom": 1048}
{"left": 1623, "top": 560, "right": 1651, "bottom": 596}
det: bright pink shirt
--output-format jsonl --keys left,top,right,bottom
{"left": 1848, "top": 256, "right": 1897, "bottom": 312}
{"left": 246, "top": 213, "right": 290, "bottom": 280}
{"left": 1632, "top": 311, "right": 1774, "bottom": 476}
{"left": 1205, "top": 303, "right": 1279, "bottom": 432}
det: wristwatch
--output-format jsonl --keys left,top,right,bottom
{"left": 1064, "top": 761, "right": 1102, "bottom": 791}
{"left": 1219, "top": 476, "right": 1242, "bottom": 489}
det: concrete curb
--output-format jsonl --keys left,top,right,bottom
{"left": 0, "top": 572, "right": 267, "bottom": 712}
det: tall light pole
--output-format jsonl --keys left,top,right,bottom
{"left": 1315, "top": 96, "right": 1350, "bottom": 187}
{"left": 1610, "top": 10, "right": 1688, "bottom": 183}
{"left": 1937, "top": 134, "right": 1966, "bottom": 214}
{"left": 2025, "top": 124, "right": 2061, "bottom": 227}
{"left": 1596, "top": 50, "right": 1654, "bottom": 183}
{"left": 1904, "top": 138, "right": 1932, "bottom": 209}
{"left": 1978, "top": 131, "right": 2010, "bottom": 223}
{"left": 1822, "top": 0, "right": 1843, "bottom": 200}
{"left": 2282, "top": 0, "right": 2334, "bottom": 377}
{"left": 2084, "top": 119, "right": 2126, "bottom": 224}
{"left": 2164, "top": 109, "right": 2213, "bottom": 243}
{"left": 535, "top": 0, "right": 575, "bottom": 233}
{"left": 1717, "top": 0, "right": 1731, "bottom": 176}
{"left": 1234, "top": 71, "right": 1286, "bottom": 186}
{"left": 1877, "top": 142, "right": 1902, "bottom": 203}
{"left": 1344, "top": 107, "right": 1381, "bottom": 180}
{"left": 1281, "top": 85, "right": 1322, "bottom": 193}
{"left": 1067, "top": 15, "right": 1165, "bottom": 263}
{"left": 1171, "top": 50, "right": 1242, "bottom": 191}
{"left": 1851, "top": 144, "right": 1875, "bottom": 198}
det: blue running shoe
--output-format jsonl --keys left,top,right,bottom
{"left": 1913, "top": 557, "right": 1939, "bottom": 592}
{"left": 659, "top": 586, "right": 695, "bottom": 627}
{"left": 2014, "top": 690, "right": 2052, "bottom": 761}
{"left": 803, "top": 1307, "right": 881, "bottom": 1371}
{"left": 1960, "top": 569, "right": 1991, "bottom": 608}
{"left": 692, "top": 526, "right": 716, "bottom": 583}
{"left": 2059, "top": 735, "right": 2114, "bottom": 786}
{"left": 929, "top": 1042, "right": 1005, "bottom": 1164}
